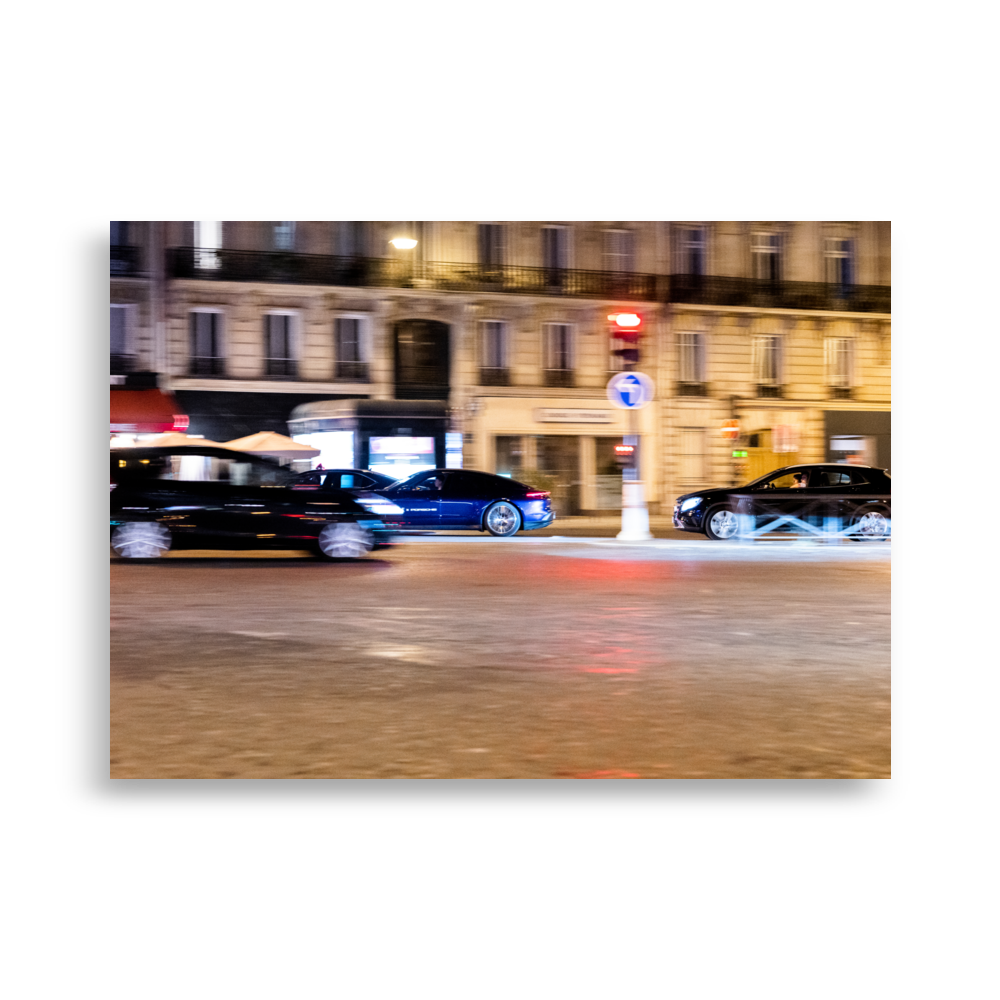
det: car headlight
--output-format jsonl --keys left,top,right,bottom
{"left": 357, "top": 499, "right": 405, "bottom": 516}
{"left": 679, "top": 497, "right": 702, "bottom": 512}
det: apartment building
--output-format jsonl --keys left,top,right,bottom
{"left": 110, "top": 221, "right": 890, "bottom": 513}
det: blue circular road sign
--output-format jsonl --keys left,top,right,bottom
{"left": 607, "top": 372, "right": 655, "bottom": 409}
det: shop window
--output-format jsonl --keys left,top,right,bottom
{"left": 495, "top": 436, "right": 524, "bottom": 478}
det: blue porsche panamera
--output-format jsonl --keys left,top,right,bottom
{"left": 377, "top": 468, "right": 555, "bottom": 536}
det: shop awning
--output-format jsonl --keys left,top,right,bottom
{"left": 110, "top": 389, "right": 189, "bottom": 434}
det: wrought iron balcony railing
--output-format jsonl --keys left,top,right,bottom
{"left": 668, "top": 274, "right": 890, "bottom": 313}
{"left": 335, "top": 361, "right": 370, "bottom": 381}
{"left": 189, "top": 357, "right": 226, "bottom": 377}
{"left": 111, "top": 245, "right": 142, "bottom": 276}
{"left": 166, "top": 247, "right": 661, "bottom": 301}
{"left": 264, "top": 359, "right": 299, "bottom": 379}
{"left": 544, "top": 369, "right": 575, "bottom": 388}
{"left": 479, "top": 367, "right": 510, "bottom": 386}
{"left": 164, "top": 248, "right": 890, "bottom": 313}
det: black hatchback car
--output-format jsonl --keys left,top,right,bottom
{"left": 673, "top": 464, "right": 891, "bottom": 540}
{"left": 110, "top": 446, "right": 392, "bottom": 558}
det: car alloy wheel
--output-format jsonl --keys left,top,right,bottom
{"left": 704, "top": 506, "right": 739, "bottom": 541}
{"left": 853, "top": 508, "right": 890, "bottom": 541}
{"left": 484, "top": 501, "right": 521, "bottom": 537}
{"left": 317, "top": 522, "right": 374, "bottom": 559}
{"left": 111, "top": 521, "right": 172, "bottom": 558}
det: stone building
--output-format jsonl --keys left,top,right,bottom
{"left": 110, "top": 221, "right": 890, "bottom": 513}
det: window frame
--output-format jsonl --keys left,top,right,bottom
{"left": 188, "top": 308, "right": 225, "bottom": 375}
{"left": 479, "top": 319, "right": 509, "bottom": 370}
{"left": 541, "top": 225, "right": 572, "bottom": 270}
{"left": 678, "top": 331, "right": 707, "bottom": 384}
{"left": 825, "top": 336, "right": 856, "bottom": 388}
{"left": 752, "top": 334, "right": 783, "bottom": 386}
{"left": 543, "top": 322, "right": 575, "bottom": 372}
{"left": 602, "top": 228, "right": 635, "bottom": 273}
{"left": 751, "top": 231, "right": 783, "bottom": 281}
{"left": 263, "top": 309, "right": 301, "bottom": 378}
{"left": 333, "top": 313, "right": 370, "bottom": 381}
{"left": 478, "top": 224, "right": 506, "bottom": 269}
{"left": 110, "top": 303, "right": 135, "bottom": 359}
{"left": 824, "top": 238, "right": 855, "bottom": 287}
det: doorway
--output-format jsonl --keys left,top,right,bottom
{"left": 537, "top": 435, "right": 581, "bottom": 515}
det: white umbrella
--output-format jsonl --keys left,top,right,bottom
{"left": 222, "top": 431, "right": 321, "bottom": 460}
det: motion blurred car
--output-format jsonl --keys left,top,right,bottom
{"left": 110, "top": 446, "right": 392, "bottom": 559}
{"left": 672, "top": 464, "right": 891, "bottom": 541}
{"left": 378, "top": 468, "right": 555, "bottom": 536}
{"left": 293, "top": 468, "right": 400, "bottom": 491}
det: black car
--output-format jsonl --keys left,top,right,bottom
{"left": 377, "top": 468, "right": 556, "bottom": 536}
{"left": 110, "top": 446, "right": 393, "bottom": 559}
{"left": 673, "top": 464, "right": 891, "bottom": 541}
{"left": 293, "top": 468, "right": 400, "bottom": 492}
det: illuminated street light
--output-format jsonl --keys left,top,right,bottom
{"left": 390, "top": 238, "right": 418, "bottom": 250}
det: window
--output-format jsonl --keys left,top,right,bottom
{"left": 478, "top": 224, "right": 505, "bottom": 269}
{"left": 752, "top": 232, "right": 782, "bottom": 281}
{"left": 264, "top": 313, "right": 298, "bottom": 378}
{"left": 111, "top": 304, "right": 132, "bottom": 374}
{"left": 543, "top": 323, "right": 574, "bottom": 386}
{"left": 678, "top": 332, "right": 707, "bottom": 388}
{"left": 602, "top": 229, "right": 635, "bottom": 273}
{"left": 195, "top": 221, "right": 222, "bottom": 269}
{"left": 336, "top": 222, "right": 368, "bottom": 257}
{"left": 825, "top": 337, "right": 855, "bottom": 398}
{"left": 753, "top": 335, "right": 782, "bottom": 396}
{"left": 334, "top": 316, "right": 368, "bottom": 380}
{"left": 273, "top": 222, "right": 296, "bottom": 251}
{"left": 542, "top": 226, "right": 570, "bottom": 270}
{"left": 189, "top": 310, "right": 224, "bottom": 376}
{"left": 674, "top": 227, "right": 706, "bottom": 275}
{"left": 479, "top": 320, "right": 509, "bottom": 385}
{"left": 824, "top": 238, "right": 854, "bottom": 287}
{"left": 678, "top": 428, "right": 707, "bottom": 484}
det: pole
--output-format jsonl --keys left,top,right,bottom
{"left": 616, "top": 378, "right": 652, "bottom": 541}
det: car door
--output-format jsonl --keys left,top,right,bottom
{"left": 439, "top": 472, "right": 486, "bottom": 527}
{"left": 748, "top": 468, "right": 821, "bottom": 531}
{"left": 383, "top": 471, "right": 442, "bottom": 527}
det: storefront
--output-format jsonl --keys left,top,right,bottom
{"left": 286, "top": 399, "right": 453, "bottom": 477}
{"left": 471, "top": 397, "right": 658, "bottom": 515}
{"left": 110, "top": 386, "right": 188, "bottom": 440}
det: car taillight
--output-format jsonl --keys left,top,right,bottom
{"left": 525, "top": 491, "right": 550, "bottom": 499}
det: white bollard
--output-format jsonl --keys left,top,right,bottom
{"left": 617, "top": 480, "right": 653, "bottom": 541}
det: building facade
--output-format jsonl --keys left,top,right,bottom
{"left": 110, "top": 221, "right": 890, "bottom": 513}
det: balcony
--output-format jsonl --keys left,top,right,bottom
{"left": 166, "top": 247, "right": 661, "bottom": 301}
{"left": 668, "top": 274, "right": 890, "bottom": 313}
{"left": 829, "top": 386, "right": 853, "bottom": 400}
{"left": 111, "top": 245, "right": 142, "bottom": 276}
{"left": 479, "top": 367, "right": 510, "bottom": 387}
{"left": 544, "top": 369, "right": 575, "bottom": 389}
{"left": 264, "top": 358, "right": 299, "bottom": 379}
{"left": 335, "top": 361, "right": 370, "bottom": 381}
{"left": 756, "top": 384, "right": 784, "bottom": 399}
{"left": 189, "top": 357, "right": 226, "bottom": 377}
{"left": 676, "top": 382, "right": 708, "bottom": 397}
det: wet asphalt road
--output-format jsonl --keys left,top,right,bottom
{"left": 110, "top": 537, "right": 890, "bottom": 779}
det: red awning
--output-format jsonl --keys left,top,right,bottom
{"left": 110, "top": 389, "right": 189, "bottom": 434}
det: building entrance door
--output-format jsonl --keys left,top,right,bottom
{"left": 537, "top": 435, "right": 581, "bottom": 515}
{"left": 394, "top": 320, "right": 450, "bottom": 400}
